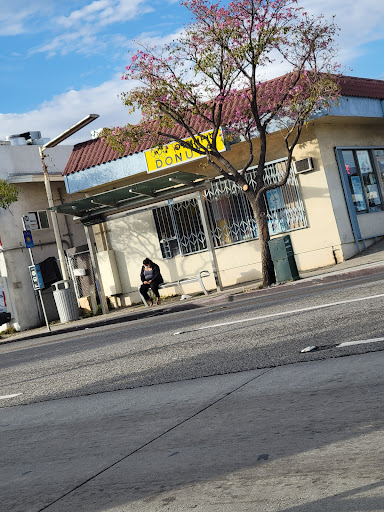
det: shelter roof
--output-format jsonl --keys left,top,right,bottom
{"left": 52, "top": 170, "right": 209, "bottom": 223}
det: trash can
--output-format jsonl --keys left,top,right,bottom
{"left": 52, "top": 280, "right": 79, "bottom": 323}
{"left": 268, "top": 234, "right": 300, "bottom": 282}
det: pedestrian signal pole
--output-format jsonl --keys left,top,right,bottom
{"left": 22, "top": 216, "right": 51, "bottom": 332}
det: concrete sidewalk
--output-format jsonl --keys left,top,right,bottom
{"left": 2, "top": 238, "right": 384, "bottom": 345}
{"left": 2, "top": 351, "right": 384, "bottom": 511}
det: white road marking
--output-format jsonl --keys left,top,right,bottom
{"left": 174, "top": 292, "right": 384, "bottom": 335}
{"left": 300, "top": 346, "right": 318, "bottom": 353}
{"left": 336, "top": 337, "right": 384, "bottom": 348}
{"left": 0, "top": 393, "right": 22, "bottom": 400}
{"left": 301, "top": 336, "right": 384, "bottom": 353}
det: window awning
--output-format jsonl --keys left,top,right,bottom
{"left": 51, "top": 171, "right": 210, "bottom": 225}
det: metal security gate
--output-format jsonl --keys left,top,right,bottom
{"left": 204, "top": 159, "right": 307, "bottom": 247}
{"left": 67, "top": 250, "right": 95, "bottom": 301}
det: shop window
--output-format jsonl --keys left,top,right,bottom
{"left": 204, "top": 159, "right": 307, "bottom": 247}
{"left": 205, "top": 181, "right": 257, "bottom": 246}
{"left": 152, "top": 159, "right": 307, "bottom": 256}
{"left": 153, "top": 198, "right": 207, "bottom": 259}
{"left": 342, "top": 149, "right": 383, "bottom": 213}
{"left": 27, "top": 211, "right": 51, "bottom": 229}
{"left": 373, "top": 149, "right": 384, "bottom": 188}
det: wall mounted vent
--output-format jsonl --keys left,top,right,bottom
{"left": 294, "top": 157, "right": 314, "bottom": 174}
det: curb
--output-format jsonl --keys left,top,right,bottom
{"left": 183, "top": 261, "right": 384, "bottom": 305}
{"left": 294, "top": 262, "right": 384, "bottom": 286}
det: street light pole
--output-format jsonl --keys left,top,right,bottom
{"left": 39, "top": 114, "right": 99, "bottom": 281}
{"left": 39, "top": 146, "right": 70, "bottom": 280}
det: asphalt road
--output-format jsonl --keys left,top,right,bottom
{"left": 1, "top": 273, "right": 384, "bottom": 511}
{"left": 1, "top": 272, "right": 384, "bottom": 407}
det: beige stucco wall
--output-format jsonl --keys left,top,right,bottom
{"left": 97, "top": 210, "right": 217, "bottom": 305}
{"left": 91, "top": 117, "right": 384, "bottom": 303}
{"left": 231, "top": 127, "right": 343, "bottom": 271}
{"left": 100, "top": 211, "right": 263, "bottom": 300}
{"left": 315, "top": 118, "right": 384, "bottom": 260}
{"left": 275, "top": 127, "right": 342, "bottom": 270}
{"left": 92, "top": 127, "right": 343, "bottom": 301}
{"left": 215, "top": 241, "right": 261, "bottom": 285}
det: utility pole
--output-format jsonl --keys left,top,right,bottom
{"left": 38, "top": 114, "right": 99, "bottom": 282}
{"left": 39, "top": 146, "right": 70, "bottom": 281}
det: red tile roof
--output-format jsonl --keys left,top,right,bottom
{"left": 339, "top": 75, "right": 384, "bottom": 99}
{"left": 63, "top": 75, "right": 384, "bottom": 176}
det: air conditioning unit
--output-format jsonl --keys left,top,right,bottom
{"left": 294, "top": 157, "right": 314, "bottom": 174}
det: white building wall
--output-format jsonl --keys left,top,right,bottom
{"left": 0, "top": 145, "right": 73, "bottom": 177}
{"left": 0, "top": 144, "right": 87, "bottom": 330}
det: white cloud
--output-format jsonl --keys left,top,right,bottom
{"left": 0, "top": 74, "right": 140, "bottom": 144}
{"left": 30, "top": 0, "right": 153, "bottom": 57}
{"left": 128, "top": 28, "right": 184, "bottom": 55}
{"left": 56, "top": 0, "right": 110, "bottom": 27}
{"left": 56, "top": 0, "right": 152, "bottom": 29}
{"left": 302, "top": 0, "right": 384, "bottom": 63}
{"left": 30, "top": 29, "right": 107, "bottom": 57}
{"left": 0, "top": 1, "right": 53, "bottom": 36}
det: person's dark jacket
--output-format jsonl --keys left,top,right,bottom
{"left": 140, "top": 262, "right": 164, "bottom": 284}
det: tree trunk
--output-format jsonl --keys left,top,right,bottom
{"left": 247, "top": 190, "right": 276, "bottom": 287}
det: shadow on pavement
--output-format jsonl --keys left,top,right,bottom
{"left": 2, "top": 302, "right": 203, "bottom": 345}
{"left": 279, "top": 481, "right": 384, "bottom": 512}
{"left": 6, "top": 352, "right": 383, "bottom": 512}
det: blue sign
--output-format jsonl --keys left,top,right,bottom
{"left": 23, "top": 230, "right": 34, "bottom": 248}
{"left": 29, "top": 264, "right": 44, "bottom": 290}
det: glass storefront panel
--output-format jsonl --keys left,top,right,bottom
{"left": 374, "top": 149, "right": 384, "bottom": 189}
{"left": 356, "top": 150, "right": 381, "bottom": 212}
{"left": 342, "top": 150, "right": 367, "bottom": 212}
{"left": 342, "top": 149, "right": 384, "bottom": 213}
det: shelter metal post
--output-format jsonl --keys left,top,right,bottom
{"left": 84, "top": 225, "right": 109, "bottom": 315}
{"left": 196, "top": 190, "right": 223, "bottom": 292}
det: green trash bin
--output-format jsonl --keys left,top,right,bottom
{"left": 268, "top": 234, "right": 300, "bottom": 282}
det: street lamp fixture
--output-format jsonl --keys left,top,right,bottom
{"left": 42, "top": 114, "right": 100, "bottom": 149}
{"left": 39, "top": 114, "right": 99, "bottom": 280}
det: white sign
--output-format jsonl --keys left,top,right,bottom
{"left": 23, "top": 213, "right": 39, "bottom": 230}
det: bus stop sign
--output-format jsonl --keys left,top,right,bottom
{"left": 23, "top": 230, "right": 34, "bottom": 249}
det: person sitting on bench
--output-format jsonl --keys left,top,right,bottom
{"left": 140, "top": 258, "right": 164, "bottom": 306}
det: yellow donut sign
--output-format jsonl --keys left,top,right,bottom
{"left": 145, "top": 129, "right": 225, "bottom": 173}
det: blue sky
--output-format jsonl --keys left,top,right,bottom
{"left": 1, "top": 0, "right": 384, "bottom": 144}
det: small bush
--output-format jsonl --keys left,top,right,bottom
{"left": 1, "top": 326, "right": 18, "bottom": 335}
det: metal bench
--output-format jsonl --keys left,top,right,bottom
{"left": 138, "top": 270, "right": 210, "bottom": 307}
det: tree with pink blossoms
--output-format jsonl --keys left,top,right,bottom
{"left": 102, "top": 0, "right": 341, "bottom": 287}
